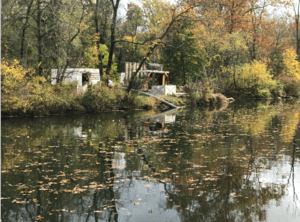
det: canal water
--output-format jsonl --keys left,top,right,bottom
{"left": 2, "top": 100, "right": 300, "bottom": 222}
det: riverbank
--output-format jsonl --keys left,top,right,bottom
{"left": 1, "top": 83, "right": 161, "bottom": 117}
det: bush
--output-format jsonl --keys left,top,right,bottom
{"left": 184, "top": 81, "right": 228, "bottom": 107}
{"left": 214, "top": 93, "right": 228, "bottom": 104}
{"left": 1, "top": 59, "right": 47, "bottom": 115}
{"left": 184, "top": 81, "right": 204, "bottom": 106}
{"left": 276, "top": 76, "right": 300, "bottom": 97}
{"left": 223, "top": 61, "right": 277, "bottom": 98}
{"left": 122, "top": 92, "right": 157, "bottom": 110}
{"left": 77, "top": 84, "right": 125, "bottom": 113}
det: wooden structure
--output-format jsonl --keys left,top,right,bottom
{"left": 132, "top": 70, "right": 170, "bottom": 90}
{"left": 125, "top": 62, "right": 163, "bottom": 80}
{"left": 125, "top": 62, "right": 176, "bottom": 96}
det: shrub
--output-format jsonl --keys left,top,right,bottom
{"left": 214, "top": 93, "right": 228, "bottom": 104}
{"left": 184, "top": 81, "right": 204, "bottom": 106}
{"left": 140, "top": 96, "right": 157, "bottom": 109}
{"left": 1, "top": 59, "right": 48, "bottom": 115}
{"left": 224, "top": 61, "right": 277, "bottom": 98}
{"left": 276, "top": 75, "right": 300, "bottom": 97}
{"left": 184, "top": 81, "right": 227, "bottom": 107}
{"left": 77, "top": 84, "right": 125, "bottom": 113}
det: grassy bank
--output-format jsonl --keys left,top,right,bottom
{"left": 1, "top": 83, "right": 158, "bottom": 116}
{"left": 1, "top": 60, "right": 159, "bottom": 117}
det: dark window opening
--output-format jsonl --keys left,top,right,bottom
{"left": 82, "top": 72, "right": 89, "bottom": 86}
{"left": 149, "top": 122, "right": 162, "bottom": 131}
{"left": 149, "top": 73, "right": 163, "bottom": 89}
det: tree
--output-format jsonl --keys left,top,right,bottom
{"left": 120, "top": 3, "right": 145, "bottom": 63}
{"left": 106, "top": 0, "right": 121, "bottom": 81}
{"left": 282, "top": 48, "right": 300, "bottom": 79}
{"left": 48, "top": 0, "right": 88, "bottom": 84}
{"left": 293, "top": 0, "right": 300, "bottom": 58}
{"left": 87, "top": 0, "right": 108, "bottom": 78}
{"left": 161, "top": 23, "right": 205, "bottom": 85}
{"left": 126, "top": 0, "right": 195, "bottom": 92}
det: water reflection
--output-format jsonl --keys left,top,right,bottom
{"left": 2, "top": 100, "right": 300, "bottom": 222}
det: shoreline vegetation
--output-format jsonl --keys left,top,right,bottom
{"left": 1, "top": 59, "right": 300, "bottom": 117}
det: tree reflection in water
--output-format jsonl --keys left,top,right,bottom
{"left": 1, "top": 100, "right": 300, "bottom": 222}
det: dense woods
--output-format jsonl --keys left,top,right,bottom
{"left": 2, "top": 0, "right": 300, "bottom": 115}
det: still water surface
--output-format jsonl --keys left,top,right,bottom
{"left": 2, "top": 100, "right": 300, "bottom": 222}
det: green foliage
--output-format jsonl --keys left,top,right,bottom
{"left": 161, "top": 26, "right": 205, "bottom": 85}
{"left": 267, "top": 51, "right": 285, "bottom": 77}
{"left": 83, "top": 41, "right": 120, "bottom": 82}
{"left": 77, "top": 85, "right": 125, "bottom": 113}
{"left": 223, "top": 61, "right": 277, "bottom": 98}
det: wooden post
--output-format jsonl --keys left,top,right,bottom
{"left": 162, "top": 73, "right": 165, "bottom": 85}
{"left": 152, "top": 72, "right": 156, "bottom": 88}
{"left": 147, "top": 72, "right": 149, "bottom": 90}
{"left": 167, "top": 72, "right": 169, "bottom": 85}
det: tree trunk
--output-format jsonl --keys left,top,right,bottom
{"left": 94, "top": 0, "right": 104, "bottom": 78}
{"left": 126, "top": 5, "right": 193, "bottom": 92}
{"left": 20, "top": 0, "right": 34, "bottom": 64}
{"left": 37, "top": 0, "right": 43, "bottom": 76}
{"left": 233, "top": 60, "right": 237, "bottom": 92}
{"left": 296, "top": 0, "right": 300, "bottom": 59}
{"left": 106, "top": 0, "right": 120, "bottom": 84}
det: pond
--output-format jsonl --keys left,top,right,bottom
{"left": 2, "top": 100, "right": 300, "bottom": 222}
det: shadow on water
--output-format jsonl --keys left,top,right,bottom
{"left": 2, "top": 99, "right": 300, "bottom": 222}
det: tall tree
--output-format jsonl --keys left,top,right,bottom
{"left": 88, "top": 0, "right": 106, "bottom": 78}
{"left": 293, "top": 0, "right": 300, "bottom": 58}
{"left": 49, "top": 0, "right": 87, "bottom": 84}
{"left": 106, "top": 0, "right": 121, "bottom": 81}
{"left": 161, "top": 24, "right": 205, "bottom": 85}
{"left": 126, "top": 0, "right": 195, "bottom": 92}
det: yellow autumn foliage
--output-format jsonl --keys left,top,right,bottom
{"left": 282, "top": 48, "right": 300, "bottom": 80}
{"left": 1, "top": 59, "right": 47, "bottom": 114}
{"left": 231, "top": 60, "right": 277, "bottom": 97}
{"left": 124, "top": 35, "right": 137, "bottom": 43}
{"left": 237, "top": 61, "right": 276, "bottom": 89}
